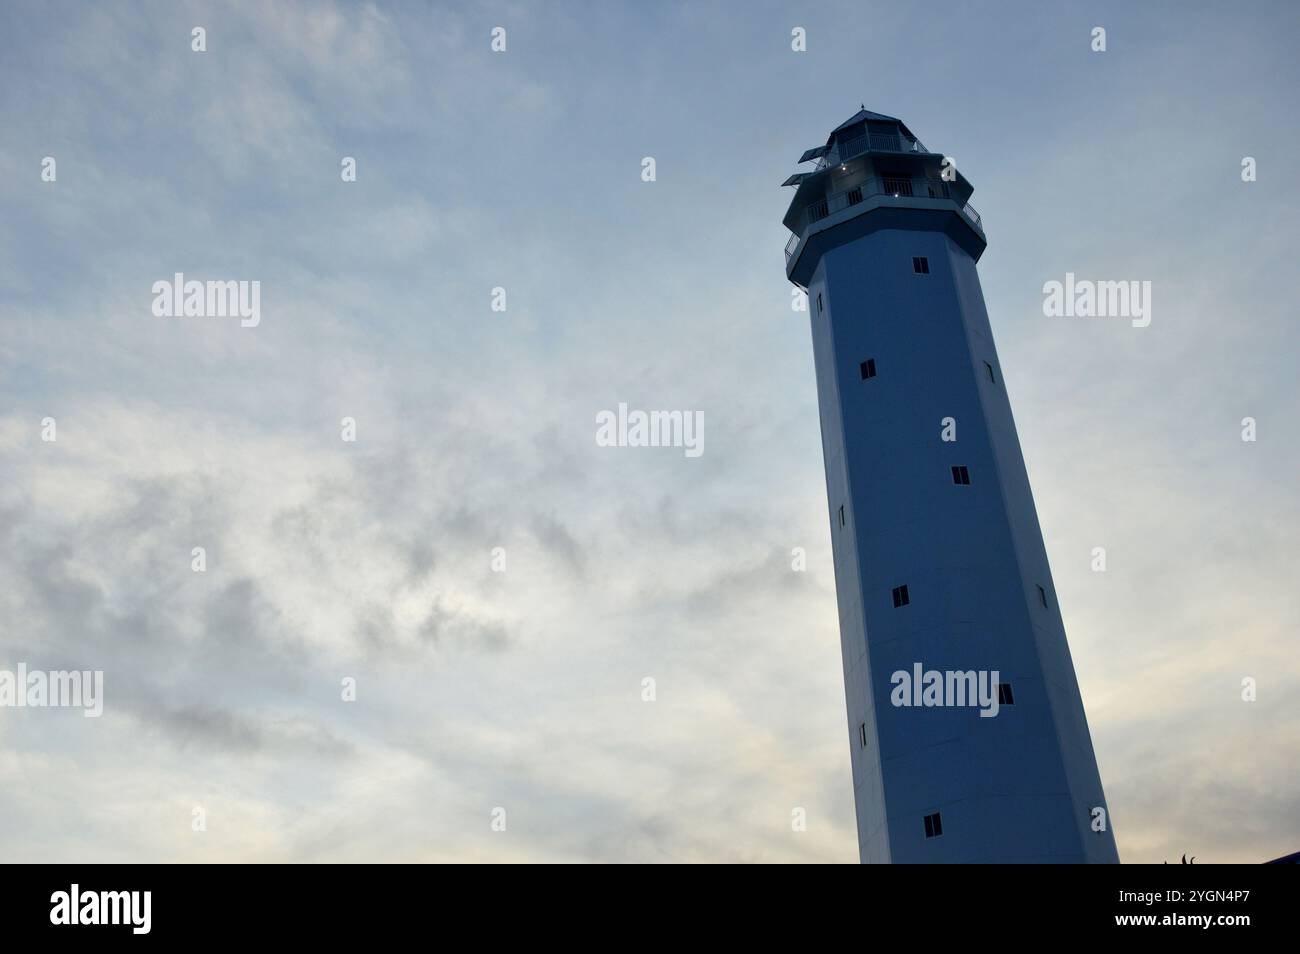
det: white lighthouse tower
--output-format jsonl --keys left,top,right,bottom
{"left": 783, "top": 109, "right": 1119, "bottom": 863}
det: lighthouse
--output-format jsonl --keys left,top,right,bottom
{"left": 783, "top": 109, "right": 1119, "bottom": 863}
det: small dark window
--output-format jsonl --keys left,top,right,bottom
{"left": 1037, "top": 584, "right": 1048, "bottom": 608}
{"left": 951, "top": 465, "right": 971, "bottom": 485}
{"left": 892, "top": 584, "right": 910, "bottom": 608}
{"left": 998, "top": 683, "right": 1016, "bottom": 706}
{"left": 924, "top": 812, "right": 943, "bottom": 838}
{"left": 860, "top": 358, "right": 877, "bottom": 380}
{"left": 858, "top": 723, "right": 868, "bottom": 748}
{"left": 817, "top": 293, "right": 823, "bottom": 314}
{"left": 984, "top": 361, "right": 996, "bottom": 384}
{"left": 838, "top": 504, "right": 845, "bottom": 527}
{"left": 912, "top": 256, "right": 930, "bottom": 275}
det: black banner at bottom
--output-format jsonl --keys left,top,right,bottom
{"left": 2, "top": 862, "right": 1291, "bottom": 940}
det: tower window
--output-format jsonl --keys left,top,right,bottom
{"left": 892, "top": 584, "right": 910, "bottom": 608}
{"left": 817, "top": 293, "right": 823, "bottom": 314}
{"left": 984, "top": 361, "right": 996, "bottom": 384}
{"left": 858, "top": 722, "right": 868, "bottom": 748}
{"left": 1037, "top": 584, "right": 1048, "bottom": 609}
{"left": 912, "top": 256, "right": 930, "bottom": 275}
{"left": 951, "top": 465, "right": 971, "bottom": 485}
{"left": 860, "top": 358, "right": 877, "bottom": 380}
{"left": 997, "top": 683, "right": 1015, "bottom": 706}
{"left": 924, "top": 812, "right": 943, "bottom": 838}
{"left": 838, "top": 504, "right": 845, "bottom": 527}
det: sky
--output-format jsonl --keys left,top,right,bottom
{"left": 1, "top": 0, "right": 1297, "bottom": 863}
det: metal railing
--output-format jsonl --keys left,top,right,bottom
{"left": 785, "top": 178, "right": 984, "bottom": 264}
{"left": 816, "top": 134, "right": 928, "bottom": 169}
{"left": 880, "top": 176, "right": 914, "bottom": 197}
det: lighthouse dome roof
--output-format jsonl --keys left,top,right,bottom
{"left": 827, "top": 107, "right": 919, "bottom": 144}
